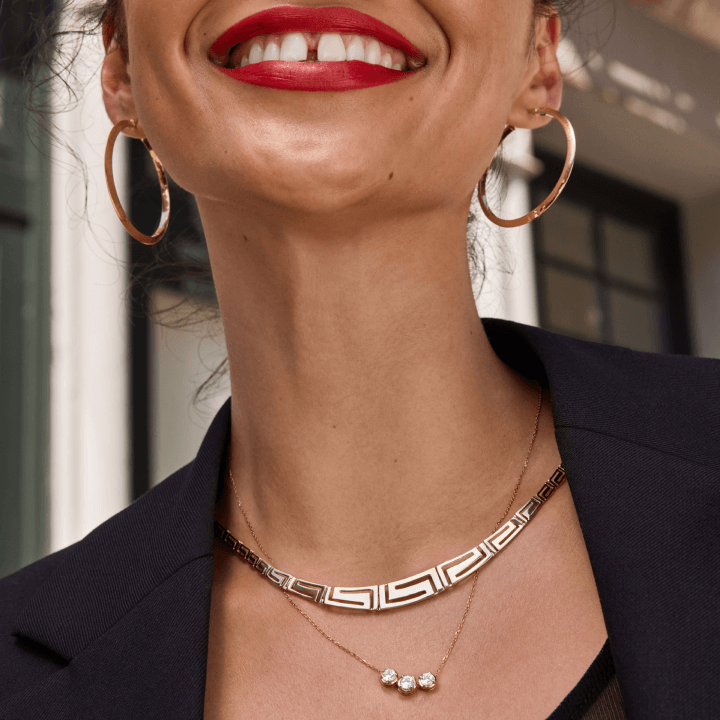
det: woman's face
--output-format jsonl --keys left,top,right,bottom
{"left": 104, "top": 0, "right": 559, "bottom": 223}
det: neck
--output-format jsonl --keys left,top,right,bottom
{"left": 202, "top": 198, "right": 552, "bottom": 584}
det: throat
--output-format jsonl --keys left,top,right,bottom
{"left": 220, "top": 363, "right": 550, "bottom": 585}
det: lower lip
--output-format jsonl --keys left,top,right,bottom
{"left": 217, "top": 60, "right": 412, "bottom": 91}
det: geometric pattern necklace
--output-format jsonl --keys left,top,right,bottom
{"left": 214, "top": 386, "right": 566, "bottom": 695}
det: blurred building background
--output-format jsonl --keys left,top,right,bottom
{"left": 1, "top": 0, "right": 718, "bottom": 578}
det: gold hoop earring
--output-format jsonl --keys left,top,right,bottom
{"left": 104, "top": 118, "right": 170, "bottom": 245}
{"left": 478, "top": 107, "right": 576, "bottom": 228}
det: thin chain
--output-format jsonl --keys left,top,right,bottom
{"left": 282, "top": 593, "right": 386, "bottom": 674}
{"left": 227, "top": 383, "right": 543, "bottom": 678}
{"left": 232, "top": 481, "right": 274, "bottom": 563}
{"left": 433, "top": 384, "right": 543, "bottom": 674}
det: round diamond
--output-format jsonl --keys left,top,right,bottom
{"left": 380, "top": 668, "right": 398, "bottom": 686}
{"left": 418, "top": 672, "right": 436, "bottom": 690}
{"left": 397, "top": 675, "right": 417, "bottom": 695}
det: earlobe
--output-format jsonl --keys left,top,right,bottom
{"left": 100, "top": 40, "right": 145, "bottom": 138}
{"left": 506, "top": 15, "right": 563, "bottom": 130}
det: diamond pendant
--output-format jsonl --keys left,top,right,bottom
{"left": 380, "top": 668, "right": 437, "bottom": 695}
{"left": 380, "top": 668, "right": 398, "bottom": 687}
{"left": 397, "top": 675, "right": 417, "bottom": 695}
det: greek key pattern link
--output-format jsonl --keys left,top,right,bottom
{"left": 214, "top": 465, "right": 565, "bottom": 612}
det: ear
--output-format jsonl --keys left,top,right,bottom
{"left": 507, "top": 15, "right": 563, "bottom": 130}
{"left": 100, "top": 24, "right": 146, "bottom": 139}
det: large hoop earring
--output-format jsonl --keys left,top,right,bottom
{"left": 104, "top": 119, "right": 170, "bottom": 245}
{"left": 478, "top": 107, "right": 576, "bottom": 228}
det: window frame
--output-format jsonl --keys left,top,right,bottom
{"left": 531, "top": 150, "right": 692, "bottom": 355}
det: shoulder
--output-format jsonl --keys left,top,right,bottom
{"left": 0, "top": 547, "right": 75, "bottom": 698}
{"left": 0, "top": 547, "right": 74, "bottom": 625}
{"left": 483, "top": 316, "right": 720, "bottom": 385}
{"left": 0, "top": 460, "right": 202, "bottom": 704}
{"left": 0, "top": 441, "right": 222, "bottom": 716}
{"left": 483, "top": 318, "right": 720, "bottom": 469}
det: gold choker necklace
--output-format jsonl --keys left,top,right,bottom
{"left": 215, "top": 465, "right": 565, "bottom": 612}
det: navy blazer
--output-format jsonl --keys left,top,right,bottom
{"left": 1, "top": 319, "right": 719, "bottom": 719}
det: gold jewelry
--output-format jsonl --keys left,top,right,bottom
{"left": 215, "top": 387, "right": 566, "bottom": 695}
{"left": 104, "top": 118, "right": 170, "bottom": 245}
{"left": 479, "top": 107, "right": 576, "bottom": 228}
{"left": 222, "top": 386, "right": 543, "bottom": 611}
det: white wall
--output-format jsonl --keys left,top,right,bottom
{"left": 49, "top": 30, "right": 130, "bottom": 551}
{"left": 150, "top": 287, "right": 230, "bottom": 487}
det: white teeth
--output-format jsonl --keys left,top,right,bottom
{"left": 346, "top": 35, "right": 365, "bottom": 62}
{"left": 228, "top": 32, "right": 414, "bottom": 70}
{"left": 317, "top": 33, "right": 346, "bottom": 62}
{"left": 279, "top": 32, "right": 308, "bottom": 61}
{"left": 248, "top": 42, "right": 263, "bottom": 64}
{"left": 263, "top": 41, "right": 280, "bottom": 61}
{"left": 365, "top": 39, "right": 382, "bottom": 65}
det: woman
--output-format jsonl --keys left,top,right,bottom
{"left": 1, "top": 0, "right": 718, "bottom": 717}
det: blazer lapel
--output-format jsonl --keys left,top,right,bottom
{"left": 6, "top": 558, "right": 215, "bottom": 718}
{"left": 7, "top": 400, "right": 232, "bottom": 718}
{"left": 484, "top": 319, "right": 720, "bottom": 720}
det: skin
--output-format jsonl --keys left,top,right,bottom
{"left": 102, "top": 1, "right": 608, "bottom": 717}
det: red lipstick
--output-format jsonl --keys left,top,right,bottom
{"left": 210, "top": 6, "right": 424, "bottom": 92}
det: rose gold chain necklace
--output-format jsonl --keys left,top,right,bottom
{"left": 215, "top": 386, "right": 565, "bottom": 695}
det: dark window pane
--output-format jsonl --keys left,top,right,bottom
{"left": 602, "top": 216, "right": 658, "bottom": 290}
{"left": 539, "top": 196, "right": 594, "bottom": 269}
{"left": 543, "top": 266, "right": 602, "bottom": 341}
{"left": 532, "top": 151, "right": 689, "bottom": 354}
{"left": 609, "top": 289, "right": 662, "bottom": 352}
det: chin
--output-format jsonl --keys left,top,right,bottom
{"left": 273, "top": 159, "right": 386, "bottom": 210}
{"left": 185, "top": 140, "right": 394, "bottom": 219}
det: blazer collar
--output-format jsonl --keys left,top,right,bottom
{"left": 10, "top": 320, "right": 719, "bottom": 719}
{"left": 483, "top": 318, "right": 719, "bottom": 469}
{"left": 13, "top": 397, "right": 231, "bottom": 655}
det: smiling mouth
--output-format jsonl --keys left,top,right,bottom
{"left": 209, "top": 6, "right": 427, "bottom": 92}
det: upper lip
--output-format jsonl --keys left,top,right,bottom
{"left": 209, "top": 6, "right": 425, "bottom": 63}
